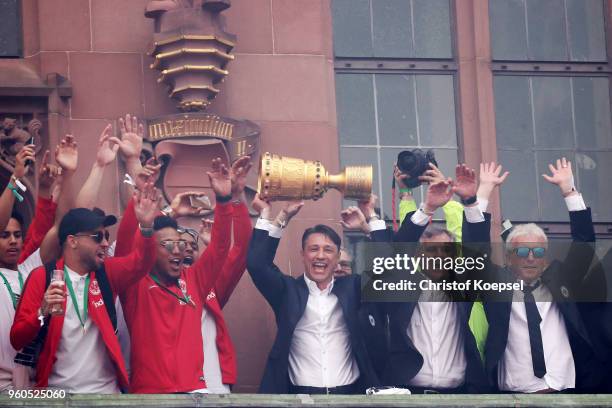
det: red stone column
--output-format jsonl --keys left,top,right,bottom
{"left": 455, "top": 0, "right": 501, "bottom": 237}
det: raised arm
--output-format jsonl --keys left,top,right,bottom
{"left": 247, "top": 199, "right": 303, "bottom": 309}
{"left": 190, "top": 158, "right": 233, "bottom": 298}
{"left": 104, "top": 183, "right": 158, "bottom": 294}
{"left": 114, "top": 159, "right": 161, "bottom": 257}
{"left": 75, "top": 124, "right": 119, "bottom": 208}
{"left": 0, "top": 145, "right": 34, "bottom": 232}
{"left": 19, "top": 150, "right": 59, "bottom": 262}
{"left": 215, "top": 157, "right": 254, "bottom": 307}
{"left": 38, "top": 135, "right": 78, "bottom": 263}
{"left": 542, "top": 157, "right": 594, "bottom": 242}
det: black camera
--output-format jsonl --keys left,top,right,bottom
{"left": 396, "top": 149, "right": 438, "bottom": 188}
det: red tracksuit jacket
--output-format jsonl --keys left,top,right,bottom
{"left": 116, "top": 199, "right": 252, "bottom": 387}
{"left": 116, "top": 201, "right": 232, "bottom": 393}
{"left": 10, "top": 231, "right": 156, "bottom": 389}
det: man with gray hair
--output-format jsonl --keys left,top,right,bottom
{"left": 475, "top": 158, "right": 603, "bottom": 393}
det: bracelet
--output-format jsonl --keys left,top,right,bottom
{"left": 10, "top": 175, "right": 26, "bottom": 192}
{"left": 139, "top": 224, "right": 154, "bottom": 238}
{"left": 399, "top": 188, "right": 412, "bottom": 194}
{"left": 216, "top": 194, "right": 232, "bottom": 203}
{"left": 7, "top": 183, "right": 24, "bottom": 202}
{"left": 461, "top": 195, "right": 477, "bottom": 206}
{"left": 368, "top": 214, "right": 380, "bottom": 222}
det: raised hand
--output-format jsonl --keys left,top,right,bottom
{"left": 135, "top": 157, "right": 162, "bottom": 191}
{"left": 452, "top": 164, "right": 478, "bottom": 201}
{"left": 134, "top": 182, "right": 160, "bottom": 228}
{"left": 199, "top": 218, "right": 214, "bottom": 247}
{"left": 542, "top": 157, "right": 577, "bottom": 197}
{"left": 274, "top": 200, "right": 304, "bottom": 227}
{"left": 418, "top": 162, "right": 446, "bottom": 185}
{"left": 424, "top": 179, "right": 453, "bottom": 214}
{"left": 96, "top": 124, "right": 120, "bottom": 167}
{"left": 55, "top": 134, "right": 78, "bottom": 172}
{"left": 393, "top": 164, "right": 410, "bottom": 189}
{"left": 230, "top": 156, "right": 252, "bottom": 199}
{"left": 251, "top": 193, "right": 271, "bottom": 220}
{"left": 117, "top": 114, "right": 144, "bottom": 161}
{"left": 38, "top": 150, "right": 60, "bottom": 195}
{"left": 170, "top": 191, "right": 212, "bottom": 218}
{"left": 14, "top": 144, "right": 35, "bottom": 179}
{"left": 207, "top": 157, "right": 231, "bottom": 198}
{"left": 477, "top": 161, "right": 509, "bottom": 201}
{"left": 357, "top": 194, "right": 378, "bottom": 221}
{"left": 340, "top": 206, "right": 369, "bottom": 234}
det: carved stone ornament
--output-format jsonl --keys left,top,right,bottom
{"left": 146, "top": 0, "right": 235, "bottom": 111}
{"left": 0, "top": 117, "right": 42, "bottom": 166}
{"left": 138, "top": 112, "right": 259, "bottom": 210}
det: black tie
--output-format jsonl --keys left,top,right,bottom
{"left": 523, "top": 281, "right": 546, "bottom": 378}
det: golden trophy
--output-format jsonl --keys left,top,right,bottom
{"left": 257, "top": 152, "right": 372, "bottom": 201}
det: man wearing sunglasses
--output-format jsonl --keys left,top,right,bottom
{"left": 114, "top": 157, "right": 235, "bottom": 394}
{"left": 10, "top": 185, "right": 159, "bottom": 393}
{"left": 469, "top": 158, "right": 603, "bottom": 393}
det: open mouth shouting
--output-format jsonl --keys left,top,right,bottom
{"left": 169, "top": 256, "right": 183, "bottom": 272}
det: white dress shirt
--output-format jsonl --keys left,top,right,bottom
{"left": 0, "top": 250, "right": 42, "bottom": 391}
{"left": 288, "top": 274, "right": 359, "bottom": 387}
{"left": 48, "top": 267, "right": 119, "bottom": 393}
{"left": 498, "top": 284, "right": 575, "bottom": 392}
{"left": 407, "top": 292, "right": 467, "bottom": 389}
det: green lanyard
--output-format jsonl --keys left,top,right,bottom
{"left": 0, "top": 270, "right": 22, "bottom": 309}
{"left": 150, "top": 274, "right": 195, "bottom": 307}
{"left": 64, "top": 267, "right": 90, "bottom": 329}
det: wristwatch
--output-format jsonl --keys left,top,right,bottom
{"left": 139, "top": 224, "right": 154, "bottom": 237}
{"left": 461, "top": 195, "right": 477, "bottom": 206}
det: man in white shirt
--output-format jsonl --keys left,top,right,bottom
{"left": 354, "top": 164, "right": 490, "bottom": 393}
{"left": 474, "top": 158, "right": 604, "bottom": 393}
{"left": 246, "top": 197, "right": 380, "bottom": 394}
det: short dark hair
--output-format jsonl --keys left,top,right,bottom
{"left": 10, "top": 211, "right": 24, "bottom": 228}
{"left": 301, "top": 224, "right": 341, "bottom": 251}
{"left": 421, "top": 224, "right": 455, "bottom": 242}
{"left": 153, "top": 216, "right": 178, "bottom": 232}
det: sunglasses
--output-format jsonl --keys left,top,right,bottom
{"left": 179, "top": 228, "right": 200, "bottom": 245}
{"left": 513, "top": 247, "right": 546, "bottom": 259}
{"left": 74, "top": 230, "right": 110, "bottom": 244}
{"left": 160, "top": 240, "right": 187, "bottom": 252}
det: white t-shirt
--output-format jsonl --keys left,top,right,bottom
{"left": 0, "top": 250, "right": 42, "bottom": 391}
{"left": 47, "top": 267, "right": 119, "bottom": 393}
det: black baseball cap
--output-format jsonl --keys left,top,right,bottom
{"left": 58, "top": 208, "right": 117, "bottom": 245}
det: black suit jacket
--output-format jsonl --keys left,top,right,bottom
{"left": 368, "top": 211, "right": 490, "bottom": 392}
{"left": 474, "top": 208, "right": 604, "bottom": 391}
{"left": 246, "top": 227, "right": 380, "bottom": 394}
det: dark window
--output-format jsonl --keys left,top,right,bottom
{"left": 0, "top": 0, "right": 22, "bottom": 58}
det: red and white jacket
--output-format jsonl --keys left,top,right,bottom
{"left": 115, "top": 200, "right": 251, "bottom": 387}
{"left": 10, "top": 231, "right": 156, "bottom": 389}
{"left": 201, "top": 202, "right": 252, "bottom": 385}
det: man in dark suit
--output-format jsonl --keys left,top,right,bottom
{"left": 472, "top": 157, "right": 604, "bottom": 393}
{"left": 246, "top": 196, "right": 379, "bottom": 394}
{"left": 351, "top": 165, "right": 490, "bottom": 393}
